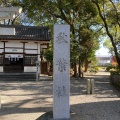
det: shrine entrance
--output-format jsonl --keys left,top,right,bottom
{"left": 4, "top": 54, "right": 24, "bottom": 73}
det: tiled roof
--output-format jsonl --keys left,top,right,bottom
{"left": 0, "top": 24, "right": 51, "bottom": 41}
{"left": 96, "top": 56, "right": 110, "bottom": 60}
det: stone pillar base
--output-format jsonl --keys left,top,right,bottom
{"left": 35, "top": 111, "right": 71, "bottom": 120}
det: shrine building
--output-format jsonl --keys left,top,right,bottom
{"left": 0, "top": 24, "right": 50, "bottom": 73}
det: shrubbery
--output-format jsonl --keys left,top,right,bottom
{"left": 89, "top": 66, "right": 99, "bottom": 73}
{"left": 109, "top": 65, "right": 120, "bottom": 89}
{"left": 106, "top": 65, "right": 120, "bottom": 72}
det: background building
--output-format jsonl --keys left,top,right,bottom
{"left": 0, "top": 25, "right": 50, "bottom": 73}
{"left": 96, "top": 56, "right": 110, "bottom": 66}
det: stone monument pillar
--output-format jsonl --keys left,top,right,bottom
{"left": 53, "top": 24, "right": 70, "bottom": 120}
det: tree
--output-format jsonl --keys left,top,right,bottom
{"left": 13, "top": 0, "right": 100, "bottom": 75}
{"left": 103, "top": 39, "right": 114, "bottom": 55}
{"left": 44, "top": 48, "right": 53, "bottom": 66}
{"left": 92, "top": 0, "right": 120, "bottom": 69}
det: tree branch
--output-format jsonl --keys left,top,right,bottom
{"left": 109, "top": 0, "right": 120, "bottom": 27}
{"left": 93, "top": 1, "right": 120, "bottom": 66}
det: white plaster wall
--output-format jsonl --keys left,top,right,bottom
{"left": 25, "top": 42, "right": 38, "bottom": 54}
{"left": 0, "top": 49, "right": 4, "bottom": 53}
{"left": 0, "top": 66, "right": 3, "bottom": 72}
{"left": 5, "top": 41, "right": 23, "bottom": 53}
{"left": 0, "top": 42, "right": 4, "bottom": 54}
{"left": 25, "top": 50, "right": 37, "bottom": 54}
{"left": 5, "top": 48, "right": 23, "bottom": 53}
{"left": 25, "top": 42, "right": 37, "bottom": 49}
{"left": 5, "top": 41, "right": 23, "bottom": 47}
{"left": 0, "top": 42, "right": 4, "bottom": 48}
{"left": 24, "top": 66, "right": 36, "bottom": 72}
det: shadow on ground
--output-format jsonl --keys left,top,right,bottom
{"left": 1, "top": 71, "right": 120, "bottom": 120}
{"left": 71, "top": 100, "right": 120, "bottom": 120}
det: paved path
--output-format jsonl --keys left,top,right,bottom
{"left": 0, "top": 71, "right": 120, "bottom": 120}
{"left": 71, "top": 71, "right": 120, "bottom": 120}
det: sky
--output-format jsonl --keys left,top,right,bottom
{"left": 96, "top": 46, "right": 111, "bottom": 57}
{"left": 95, "top": 37, "right": 111, "bottom": 57}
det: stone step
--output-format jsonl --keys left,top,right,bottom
{"left": 0, "top": 73, "right": 37, "bottom": 81}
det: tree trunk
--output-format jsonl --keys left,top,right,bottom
{"left": 78, "top": 56, "right": 83, "bottom": 78}
{"left": 84, "top": 57, "right": 89, "bottom": 72}
{"left": 78, "top": 56, "right": 81, "bottom": 77}
{"left": 73, "top": 62, "right": 77, "bottom": 77}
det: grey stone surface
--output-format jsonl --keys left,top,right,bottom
{"left": 35, "top": 111, "right": 53, "bottom": 120}
{"left": 36, "top": 111, "right": 71, "bottom": 120}
{"left": 0, "top": 66, "right": 3, "bottom": 72}
{"left": 86, "top": 79, "right": 90, "bottom": 94}
{"left": 87, "top": 79, "right": 94, "bottom": 94}
{"left": 1, "top": 71, "right": 120, "bottom": 120}
{"left": 91, "top": 79, "right": 94, "bottom": 94}
{"left": 53, "top": 25, "right": 70, "bottom": 119}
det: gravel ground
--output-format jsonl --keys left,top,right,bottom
{"left": 0, "top": 71, "right": 120, "bottom": 120}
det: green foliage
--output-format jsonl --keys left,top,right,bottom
{"left": 103, "top": 39, "right": 114, "bottom": 55}
{"left": 105, "top": 64, "right": 116, "bottom": 71}
{"left": 91, "top": 57, "right": 98, "bottom": 66}
{"left": 92, "top": 0, "right": 120, "bottom": 68}
{"left": 113, "top": 65, "right": 120, "bottom": 72}
{"left": 89, "top": 66, "right": 99, "bottom": 73}
{"left": 106, "top": 66, "right": 112, "bottom": 71}
{"left": 11, "top": 0, "right": 101, "bottom": 70}
{"left": 44, "top": 49, "right": 53, "bottom": 64}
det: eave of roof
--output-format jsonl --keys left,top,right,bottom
{"left": 0, "top": 24, "right": 51, "bottom": 41}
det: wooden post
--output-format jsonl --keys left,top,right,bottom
{"left": 36, "top": 61, "right": 40, "bottom": 81}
